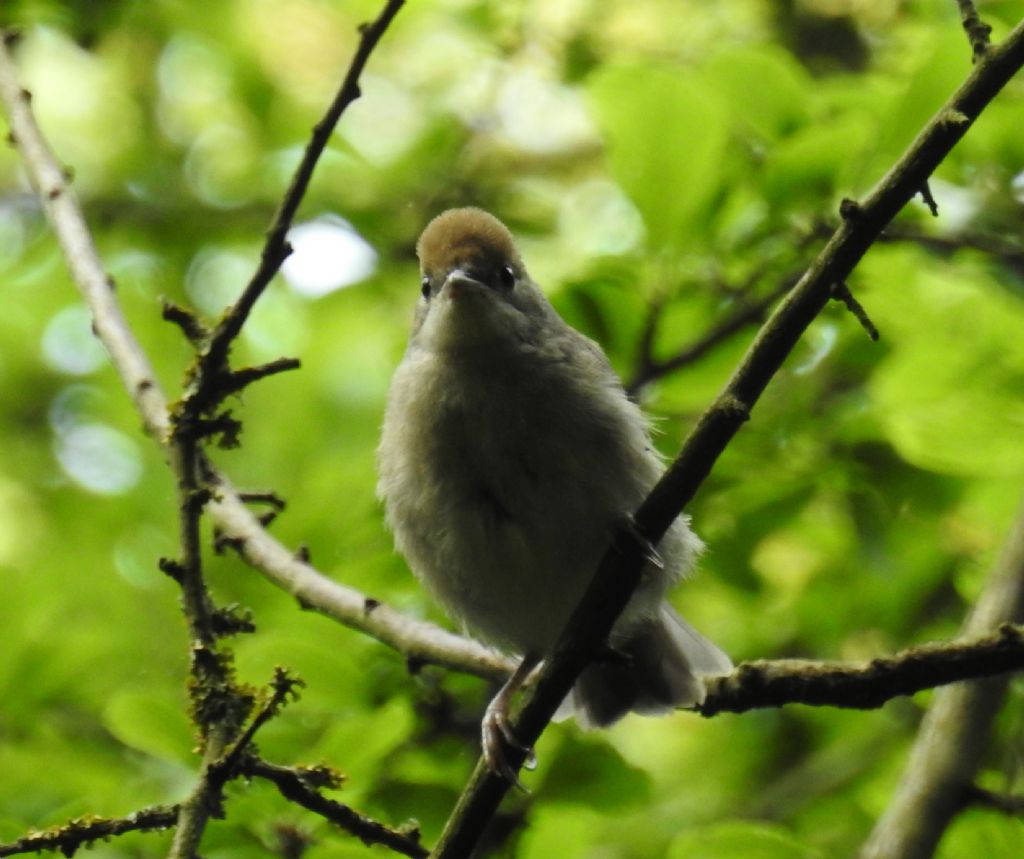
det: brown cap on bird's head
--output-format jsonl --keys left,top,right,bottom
{"left": 416, "top": 208, "right": 523, "bottom": 279}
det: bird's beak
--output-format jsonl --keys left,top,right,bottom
{"left": 443, "top": 268, "right": 485, "bottom": 299}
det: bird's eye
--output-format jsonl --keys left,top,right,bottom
{"left": 498, "top": 265, "right": 515, "bottom": 290}
{"left": 421, "top": 276, "right": 431, "bottom": 298}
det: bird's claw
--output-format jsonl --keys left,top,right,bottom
{"left": 482, "top": 702, "right": 535, "bottom": 791}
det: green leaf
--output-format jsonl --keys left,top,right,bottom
{"left": 518, "top": 806, "right": 603, "bottom": 859}
{"left": 668, "top": 821, "right": 823, "bottom": 859}
{"left": 103, "top": 688, "right": 195, "bottom": 765}
{"left": 938, "top": 809, "right": 1024, "bottom": 859}
{"left": 703, "top": 46, "right": 811, "bottom": 140}
{"left": 538, "top": 734, "right": 652, "bottom": 810}
{"left": 762, "top": 115, "right": 871, "bottom": 208}
{"left": 587, "top": 63, "right": 728, "bottom": 253}
{"left": 864, "top": 250, "right": 1024, "bottom": 478}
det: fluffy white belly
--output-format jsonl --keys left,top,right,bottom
{"left": 378, "top": 347, "right": 680, "bottom": 654}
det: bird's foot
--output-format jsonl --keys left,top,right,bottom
{"left": 482, "top": 696, "right": 536, "bottom": 791}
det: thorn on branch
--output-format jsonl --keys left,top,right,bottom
{"left": 192, "top": 412, "right": 243, "bottom": 449}
{"left": 258, "top": 509, "right": 279, "bottom": 529}
{"left": 220, "top": 358, "right": 302, "bottom": 398}
{"left": 212, "top": 526, "right": 246, "bottom": 556}
{"left": 831, "top": 282, "right": 880, "bottom": 341}
{"left": 918, "top": 180, "right": 940, "bottom": 217}
{"left": 162, "top": 300, "right": 210, "bottom": 346}
{"left": 839, "top": 198, "right": 862, "bottom": 221}
{"left": 159, "top": 557, "right": 186, "bottom": 583}
{"left": 295, "top": 544, "right": 312, "bottom": 563}
{"left": 211, "top": 603, "right": 257, "bottom": 637}
{"left": 238, "top": 491, "right": 287, "bottom": 511}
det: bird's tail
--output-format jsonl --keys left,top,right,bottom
{"left": 559, "top": 604, "right": 732, "bottom": 729}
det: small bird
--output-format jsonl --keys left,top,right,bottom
{"left": 378, "top": 207, "right": 731, "bottom": 779}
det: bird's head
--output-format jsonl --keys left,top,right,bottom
{"left": 411, "top": 208, "right": 556, "bottom": 352}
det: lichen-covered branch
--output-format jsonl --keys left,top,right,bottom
{"left": 0, "top": 807, "right": 179, "bottom": 858}
{"left": 244, "top": 760, "right": 428, "bottom": 859}
{"left": 700, "top": 624, "right": 1024, "bottom": 716}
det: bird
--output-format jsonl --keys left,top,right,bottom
{"left": 377, "top": 207, "right": 731, "bottom": 780}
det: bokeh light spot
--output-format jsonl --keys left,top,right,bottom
{"left": 41, "top": 305, "right": 108, "bottom": 375}
{"left": 54, "top": 423, "right": 143, "bottom": 496}
{"left": 282, "top": 216, "right": 378, "bottom": 298}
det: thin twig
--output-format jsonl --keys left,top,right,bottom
{"left": 213, "top": 667, "right": 304, "bottom": 779}
{"left": 245, "top": 760, "right": 429, "bottom": 859}
{"left": 877, "top": 226, "right": 1024, "bottom": 273}
{"left": 0, "top": 33, "right": 170, "bottom": 441}
{"left": 627, "top": 279, "right": 793, "bottom": 395}
{"left": 918, "top": 179, "right": 940, "bottom": 216}
{"left": 431, "top": 18, "right": 1024, "bottom": 858}
{"left": 189, "top": 0, "right": 407, "bottom": 417}
{"left": 0, "top": 807, "right": 180, "bottom": 858}
{"left": 956, "top": 0, "right": 993, "bottom": 61}
{"left": 627, "top": 232, "right": 818, "bottom": 395}
{"left": 830, "top": 281, "right": 880, "bottom": 341}
{"left": 961, "top": 785, "right": 1024, "bottom": 817}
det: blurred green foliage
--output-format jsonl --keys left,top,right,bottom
{"left": 2, "top": 0, "right": 1024, "bottom": 857}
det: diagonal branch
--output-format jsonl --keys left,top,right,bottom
{"left": 244, "top": 760, "right": 428, "bottom": 859}
{"left": 190, "top": 0, "right": 406, "bottom": 417}
{"left": 430, "top": 17, "right": 1024, "bottom": 858}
